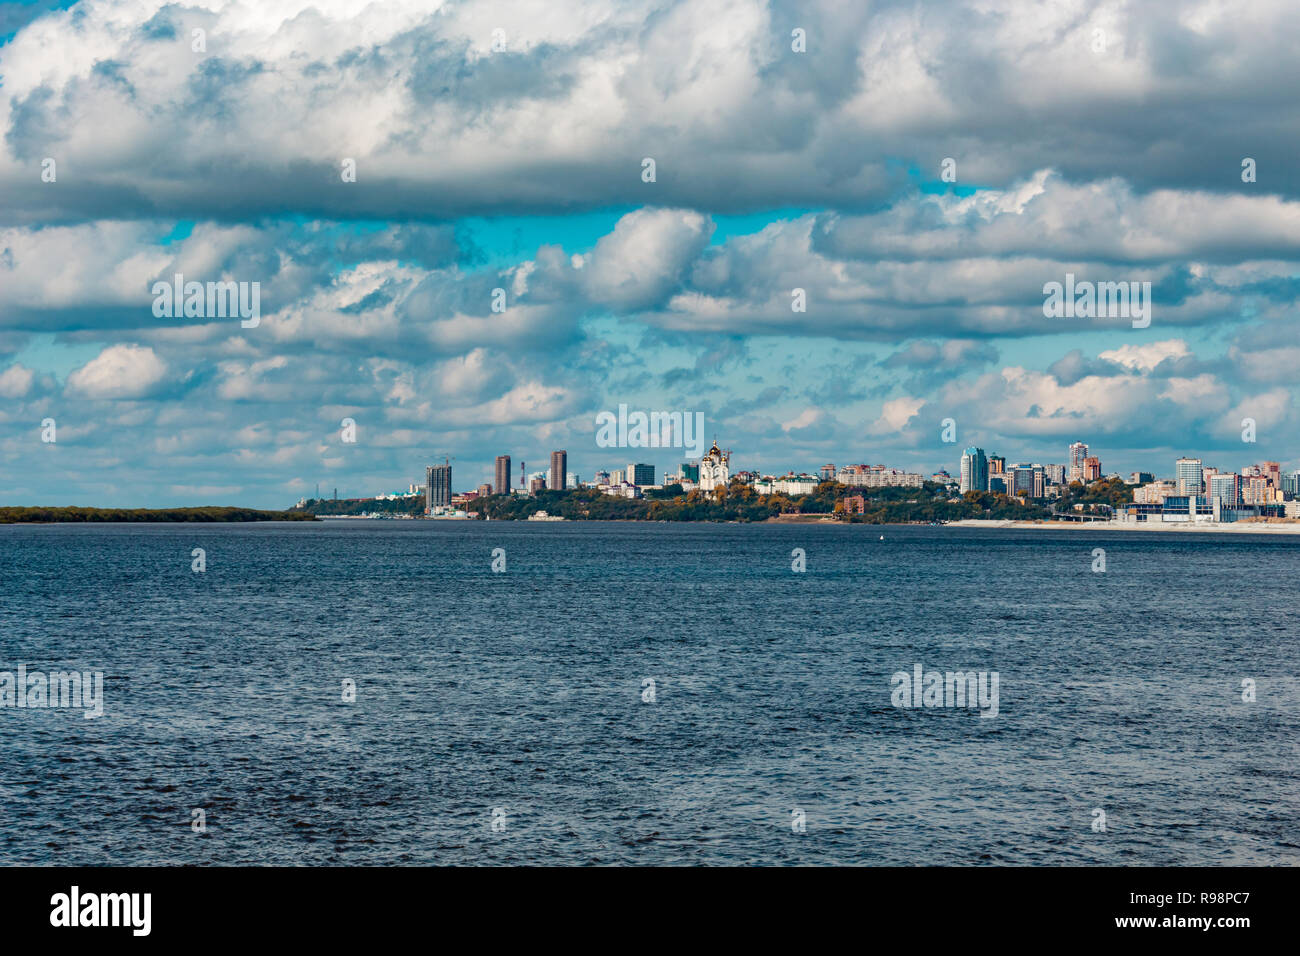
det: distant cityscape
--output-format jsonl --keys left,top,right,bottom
{"left": 298, "top": 438, "right": 1300, "bottom": 525}
{"left": 956, "top": 441, "right": 1300, "bottom": 523}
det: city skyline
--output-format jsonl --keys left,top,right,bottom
{"left": 348, "top": 438, "right": 1297, "bottom": 506}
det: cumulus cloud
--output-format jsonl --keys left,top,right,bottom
{"left": 66, "top": 343, "right": 168, "bottom": 398}
{"left": 0, "top": 362, "right": 34, "bottom": 398}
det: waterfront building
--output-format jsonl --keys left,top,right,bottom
{"left": 477, "top": 483, "right": 493, "bottom": 498}
{"left": 550, "top": 451, "right": 567, "bottom": 493}
{"left": 1008, "top": 463, "right": 1044, "bottom": 498}
{"left": 754, "top": 473, "right": 820, "bottom": 496}
{"left": 426, "top": 463, "right": 452, "bottom": 510}
{"left": 494, "top": 455, "right": 512, "bottom": 495}
{"left": 836, "top": 464, "right": 926, "bottom": 489}
{"left": 1208, "top": 473, "right": 1240, "bottom": 506}
{"left": 1134, "top": 480, "right": 1176, "bottom": 504}
{"left": 960, "top": 447, "right": 988, "bottom": 494}
{"left": 1175, "top": 457, "right": 1203, "bottom": 495}
{"left": 1068, "top": 442, "right": 1089, "bottom": 482}
{"left": 1242, "top": 475, "right": 1272, "bottom": 506}
{"left": 818, "top": 463, "right": 837, "bottom": 481}
{"left": 1083, "top": 456, "right": 1102, "bottom": 482}
{"left": 529, "top": 477, "right": 546, "bottom": 494}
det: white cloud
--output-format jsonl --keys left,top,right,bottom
{"left": 66, "top": 344, "right": 168, "bottom": 399}
{"left": 1098, "top": 340, "right": 1192, "bottom": 371}
{"left": 0, "top": 363, "right": 34, "bottom": 398}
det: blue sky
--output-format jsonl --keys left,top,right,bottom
{"left": 2, "top": 0, "right": 1299, "bottom": 507}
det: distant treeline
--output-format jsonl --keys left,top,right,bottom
{"left": 0, "top": 506, "right": 317, "bottom": 524}
{"left": 467, "top": 482, "right": 1054, "bottom": 523}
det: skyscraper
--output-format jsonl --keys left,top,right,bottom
{"left": 494, "top": 455, "right": 511, "bottom": 495}
{"left": 549, "top": 451, "right": 567, "bottom": 493}
{"left": 1175, "top": 457, "right": 1203, "bottom": 496}
{"left": 1068, "top": 441, "right": 1089, "bottom": 482}
{"left": 426, "top": 463, "right": 452, "bottom": 510}
{"left": 960, "top": 447, "right": 988, "bottom": 493}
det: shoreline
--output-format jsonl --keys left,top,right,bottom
{"left": 945, "top": 518, "right": 1300, "bottom": 535}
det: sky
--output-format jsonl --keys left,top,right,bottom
{"left": 2, "top": 0, "right": 1299, "bottom": 507}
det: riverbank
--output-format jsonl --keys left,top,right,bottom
{"left": 0, "top": 506, "right": 317, "bottom": 524}
{"left": 947, "top": 518, "right": 1300, "bottom": 535}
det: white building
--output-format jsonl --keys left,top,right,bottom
{"left": 836, "top": 464, "right": 925, "bottom": 489}
{"left": 699, "top": 441, "right": 731, "bottom": 492}
{"left": 754, "top": 474, "right": 819, "bottom": 496}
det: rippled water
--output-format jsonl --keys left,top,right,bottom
{"left": 1, "top": 521, "right": 1297, "bottom": 865}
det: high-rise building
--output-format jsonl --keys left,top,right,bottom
{"left": 426, "top": 463, "right": 452, "bottom": 510}
{"left": 1175, "top": 457, "right": 1203, "bottom": 496}
{"left": 960, "top": 447, "right": 988, "bottom": 493}
{"left": 1083, "top": 456, "right": 1101, "bottom": 482}
{"left": 1209, "top": 473, "right": 1240, "bottom": 506}
{"left": 681, "top": 462, "right": 700, "bottom": 482}
{"left": 818, "top": 463, "right": 836, "bottom": 481}
{"left": 1044, "top": 463, "right": 1066, "bottom": 485}
{"left": 627, "top": 463, "right": 654, "bottom": 486}
{"left": 549, "top": 451, "right": 567, "bottom": 493}
{"left": 1243, "top": 475, "right": 1271, "bottom": 506}
{"left": 1068, "top": 442, "right": 1089, "bottom": 482}
{"left": 989, "top": 456, "right": 1006, "bottom": 477}
{"left": 529, "top": 477, "right": 546, "bottom": 494}
{"left": 494, "top": 455, "right": 511, "bottom": 495}
{"left": 477, "top": 483, "right": 493, "bottom": 498}
{"left": 1008, "top": 464, "right": 1045, "bottom": 499}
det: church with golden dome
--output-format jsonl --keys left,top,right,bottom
{"left": 699, "top": 440, "right": 730, "bottom": 492}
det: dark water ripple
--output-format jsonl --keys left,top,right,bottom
{"left": 1, "top": 521, "right": 1297, "bottom": 865}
